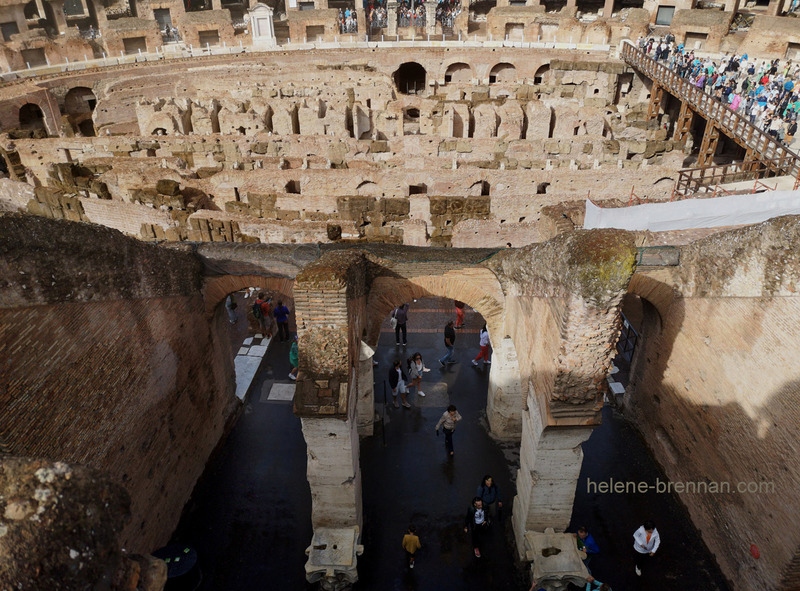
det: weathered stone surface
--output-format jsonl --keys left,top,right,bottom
{"left": 0, "top": 457, "right": 130, "bottom": 590}
{"left": 156, "top": 179, "right": 180, "bottom": 196}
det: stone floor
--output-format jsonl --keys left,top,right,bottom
{"left": 169, "top": 297, "right": 730, "bottom": 591}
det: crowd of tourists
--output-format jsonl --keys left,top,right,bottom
{"left": 368, "top": 0, "right": 388, "bottom": 29}
{"left": 338, "top": 8, "right": 358, "bottom": 34}
{"left": 397, "top": 0, "right": 426, "bottom": 28}
{"left": 637, "top": 35, "right": 799, "bottom": 148}
{"left": 435, "top": 0, "right": 461, "bottom": 29}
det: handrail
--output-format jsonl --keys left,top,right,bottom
{"left": 620, "top": 44, "right": 800, "bottom": 179}
{"left": 671, "top": 158, "right": 783, "bottom": 200}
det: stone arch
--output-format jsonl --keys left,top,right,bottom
{"left": 364, "top": 266, "right": 520, "bottom": 435}
{"left": 19, "top": 103, "right": 46, "bottom": 133}
{"left": 64, "top": 87, "right": 97, "bottom": 136}
{"left": 468, "top": 179, "right": 491, "bottom": 196}
{"left": 64, "top": 87, "right": 97, "bottom": 116}
{"left": 203, "top": 274, "right": 295, "bottom": 318}
{"left": 24, "top": 0, "right": 40, "bottom": 18}
{"left": 356, "top": 180, "right": 380, "bottom": 196}
{"left": 393, "top": 62, "right": 427, "bottom": 95}
{"left": 627, "top": 272, "right": 674, "bottom": 323}
{"left": 533, "top": 64, "right": 551, "bottom": 85}
{"left": 489, "top": 62, "right": 516, "bottom": 84}
{"left": 444, "top": 62, "right": 472, "bottom": 84}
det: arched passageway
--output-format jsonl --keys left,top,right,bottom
{"left": 393, "top": 62, "right": 427, "bottom": 95}
{"left": 65, "top": 87, "right": 97, "bottom": 136}
{"left": 19, "top": 103, "right": 46, "bottom": 133}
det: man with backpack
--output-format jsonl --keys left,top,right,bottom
{"left": 252, "top": 292, "right": 272, "bottom": 338}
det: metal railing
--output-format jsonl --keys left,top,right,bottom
{"left": 616, "top": 312, "right": 638, "bottom": 365}
{"left": 620, "top": 42, "right": 800, "bottom": 180}
{"left": 672, "top": 158, "right": 785, "bottom": 199}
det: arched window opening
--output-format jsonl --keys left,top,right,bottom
{"left": 533, "top": 64, "right": 550, "bottom": 85}
{"left": 393, "top": 62, "right": 427, "bottom": 95}
{"left": 19, "top": 103, "right": 46, "bottom": 133}
{"left": 489, "top": 63, "right": 516, "bottom": 84}
{"left": 444, "top": 62, "right": 471, "bottom": 84}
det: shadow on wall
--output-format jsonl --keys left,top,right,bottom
{"left": 622, "top": 290, "right": 800, "bottom": 590}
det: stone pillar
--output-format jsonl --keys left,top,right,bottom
{"left": 356, "top": 341, "right": 375, "bottom": 436}
{"left": 10, "top": 3, "right": 29, "bottom": 33}
{"left": 486, "top": 336, "right": 524, "bottom": 437}
{"left": 767, "top": 0, "right": 785, "bottom": 15}
{"left": 425, "top": 1, "right": 436, "bottom": 35}
{"left": 492, "top": 230, "right": 637, "bottom": 560}
{"left": 300, "top": 414, "right": 363, "bottom": 530}
{"left": 601, "top": 0, "right": 614, "bottom": 17}
{"left": 512, "top": 400, "right": 595, "bottom": 558}
{"left": 46, "top": 0, "right": 68, "bottom": 35}
{"left": 90, "top": 0, "right": 107, "bottom": 28}
{"left": 566, "top": 0, "right": 577, "bottom": 9}
{"left": 356, "top": 7, "right": 366, "bottom": 36}
{"left": 211, "top": 0, "right": 222, "bottom": 10}
{"left": 293, "top": 250, "right": 370, "bottom": 549}
{"left": 723, "top": 0, "right": 740, "bottom": 10}
{"left": 454, "top": 0, "right": 468, "bottom": 36}
{"left": 386, "top": 0, "right": 398, "bottom": 36}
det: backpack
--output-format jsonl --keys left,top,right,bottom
{"left": 252, "top": 301, "right": 264, "bottom": 319}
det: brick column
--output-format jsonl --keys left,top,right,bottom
{"left": 293, "top": 250, "right": 370, "bottom": 534}
{"left": 425, "top": 1, "right": 436, "bottom": 35}
{"left": 488, "top": 230, "right": 637, "bottom": 558}
{"left": 386, "top": 0, "right": 398, "bottom": 36}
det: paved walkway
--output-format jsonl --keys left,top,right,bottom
{"left": 169, "top": 297, "right": 730, "bottom": 591}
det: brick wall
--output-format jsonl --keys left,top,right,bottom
{"left": 0, "top": 214, "right": 240, "bottom": 552}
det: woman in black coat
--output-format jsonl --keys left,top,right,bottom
{"left": 388, "top": 360, "right": 410, "bottom": 408}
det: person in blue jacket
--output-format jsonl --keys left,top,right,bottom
{"left": 585, "top": 575, "right": 611, "bottom": 591}
{"left": 575, "top": 526, "right": 600, "bottom": 570}
{"left": 476, "top": 475, "right": 502, "bottom": 518}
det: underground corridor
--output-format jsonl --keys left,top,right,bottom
{"left": 163, "top": 293, "right": 730, "bottom": 591}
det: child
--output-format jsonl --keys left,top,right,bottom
{"left": 402, "top": 525, "right": 421, "bottom": 568}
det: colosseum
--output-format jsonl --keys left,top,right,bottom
{"left": 1, "top": 0, "right": 799, "bottom": 588}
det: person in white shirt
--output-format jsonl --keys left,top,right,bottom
{"left": 471, "top": 324, "right": 492, "bottom": 367}
{"left": 632, "top": 520, "right": 660, "bottom": 576}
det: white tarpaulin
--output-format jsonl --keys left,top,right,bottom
{"left": 583, "top": 190, "right": 800, "bottom": 232}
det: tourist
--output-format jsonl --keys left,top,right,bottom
{"left": 575, "top": 525, "right": 600, "bottom": 569}
{"left": 585, "top": 575, "right": 611, "bottom": 591}
{"left": 471, "top": 323, "right": 491, "bottom": 367}
{"left": 454, "top": 299, "right": 465, "bottom": 328}
{"left": 407, "top": 352, "right": 429, "bottom": 398}
{"left": 288, "top": 335, "right": 299, "bottom": 380}
{"left": 463, "top": 496, "right": 490, "bottom": 558}
{"left": 389, "top": 359, "right": 410, "bottom": 408}
{"left": 392, "top": 302, "right": 409, "bottom": 346}
{"left": 225, "top": 294, "right": 238, "bottom": 324}
{"left": 273, "top": 299, "right": 291, "bottom": 341}
{"left": 438, "top": 320, "right": 456, "bottom": 366}
{"left": 435, "top": 404, "right": 462, "bottom": 456}
{"left": 475, "top": 474, "right": 502, "bottom": 518}
{"left": 402, "top": 524, "right": 421, "bottom": 569}
{"left": 632, "top": 519, "right": 660, "bottom": 576}
{"left": 253, "top": 292, "right": 272, "bottom": 338}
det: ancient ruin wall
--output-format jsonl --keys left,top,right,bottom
{"left": 0, "top": 213, "right": 240, "bottom": 552}
{"left": 626, "top": 217, "right": 800, "bottom": 591}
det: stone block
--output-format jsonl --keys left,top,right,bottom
{"left": 156, "top": 179, "right": 180, "bottom": 196}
